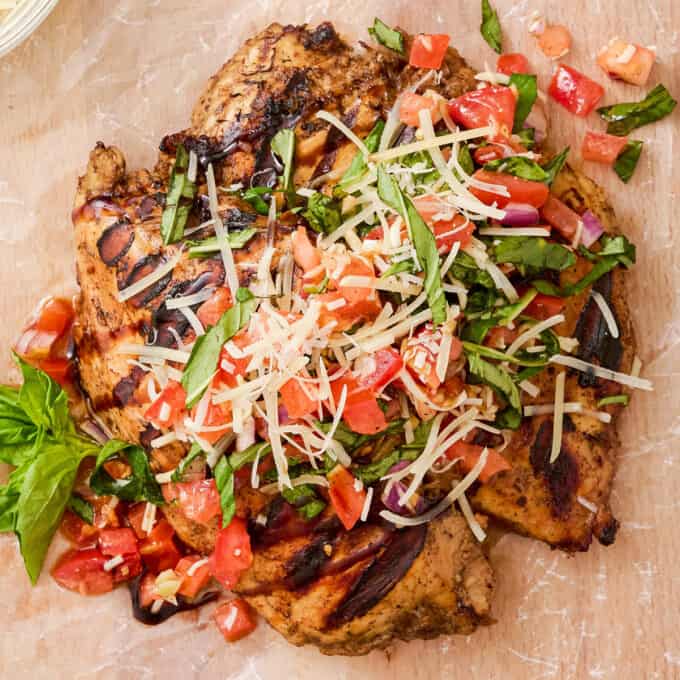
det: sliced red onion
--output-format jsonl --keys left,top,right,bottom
{"left": 80, "top": 419, "right": 110, "bottom": 444}
{"left": 524, "top": 103, "right": 547, "bottom": 143}
{"left": 580, "top": 210, "right": 605, "bottom": 248}
{"left": 500, "top": 202, "right": 540, "bottom": 226}
{"left": 381, "top": 462, "right": 426, "bottom": 515}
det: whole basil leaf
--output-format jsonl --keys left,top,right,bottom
{"left": 509, "top": 74, "right": 537, "bottom": 132}
{"left": 90, "top": 440, "right": 164, "bottom": 505}
{"left": 303, "top": 192, "right": 342, "bottom": 234}
{"left": 368, "top": 18, "right": 404, "bottom": 54}
{"left": 613, "top": 140, "right": 643, "bottom": 183}
{"left": 597, "top": 84, "right": 677, "bottom": 136}
{"left": 161, "top": 143, "right": 197, "bottom": 245}
{"left": 0, "top": 384, "right": 38, "bottom": 465}
{"left": 214, "top": 455, "right": 235, "bottom": 528}
{"left": 480, "top": 0, "right": 502, "bottom": 53}
{"left": 187, "top": 228, "right": 257, "bottom": 258}
{"left": 270, "top": 128, "right": 296, "bottom": 208}
{"left": 485, "top": 156, "right": 549, "bottom": 182}
{"left": 338, "top": 119, "right": 384, "bottom": 191}
{"left": 492, "top": 236, "right": 576, "bottom": 274}
{"left": 182, "top": 291, "right": 257, "bottom": 407}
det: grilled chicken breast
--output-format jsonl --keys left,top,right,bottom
{"left": 71, "top": 20, "right": 635, "bottom": 654}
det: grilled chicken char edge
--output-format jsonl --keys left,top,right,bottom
{"left": 71, "top": 23, "right": 634, "bottom": 654}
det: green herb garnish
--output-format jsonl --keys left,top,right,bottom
{"left": 270, "top": 128, "right": 296, "bottom": 208}
{"left": 542, "top": 147, "right": 570, "bottom": 185}
{"left": 462, "top": 289, "right": 537, "bottom": 344}
{"left": 214, "top": 455, "right": 235, "bottom": 527}
{"left": 66, "top": 495, "right": 94, "bottom": 525}
{"left": 509, "top": 73, "right": 536, "bottom": 132}
{"left": 241, "top": 187, "right": 271, "bottom": 215}
{"left": 303, "top": 192, "right": 342, "bottom": 234}
{"left": 597, "top": 84, "right": 677, "bottom": 136}
{"left": 187, "top": 228, "right": 257, "bottom": 258}
{"left": 338, "top": 119, "right": 385, "bottom": 192}
{"left": 171, "top": 442, "right": 205, "bottom": 482}
{"left": 613, "top": 140, "right": 643, "bottom": 183}
{"left": 161, "top": 143, "right": 197, "bottom": 245}
{"left": 449, "top": 251, "right": 495, "bottom": 289}
{"left": 368, "top": 18, "right": 404, "bottom": 54}
{"left": 492, "top": 236, "right": 576, "bottom": 275}
{"left": 281, "top": 484, "right": 326, "bottom": 519}
{"left": 485, "top": 156, "right": 549, "bottom": 182}
{"left": 480, "top": 0, "right": 502, "bottom": 53}
{"left": 597, "top": 394, "right": 629, "bottom": 407}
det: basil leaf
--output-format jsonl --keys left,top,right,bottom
{"left": 270, "top": 128, "right": 296, "bottom": 207}
{"left": 281, "top": 483, "right": 326, "bottom": 520}
{"left": 542, "top": 147, "right": 570, "bottom": 185}
{"left": 480, "top": 0, "right": 502, "bottom": 53}
{"left": 0, "top": 485, "right": 20, "bottom": 533}
{"left": 368, "top": 18, "right": 404, "bottom": 54}
{"left": 509, "top": 74, "right": 537, "bottom": 132}
{"left": 214, "top": 455, "right": 235, "bottom": 528}
{"left": 15, "top": 356, "right": 70, "bottom": 440}
{"left": 462, "top": 340, "right": 550, "bottom": 367}
{"left": 599, "top": 234, "right": 636, "bottom": 265}
{"left": 492, "top": 236, "right": 576, "bottom": 274}
{"left": 161, "top": 144, "right": 197, "bottom": 245}
{"left": 0, "top": 385, "right": 38, "bottom": 466}
{"left": 67, "top": 494, "right": 94, "bottom": 524}
{"left": 449, "top": 251, "right": 495, "bottom": 289}
{"left": 241, "top": 187, "right": 271, "bottom": 216}
{"left": 303, "top": 274, "right": 329, "bottom": 295}
{"left": 516, "top": 128, "right": 535, "bottom": 150}
{"left": 171, "top": 442, "right": 205, "bottom": 482}
{"left": 354, "top": 451, "right": 401, "bottom": 485}
{"left": 315, "top": 419, "right": 404, "bottom": 453}
{"left": 381, "top": 260, "right": 416, "bottom": 279}
{"left": 338, "top": 119, "right": 385, "bottom": 192}
{"left": 90, "top": 440, "right": 164, "bottom": 505}
{"left": 229, "top": 441, "right": 272, "bottom": 470}
{"left": 182, "top": 292, "right": 257, "bottom": 407}
{"left": 485, "top": 156, "right": 549, "bottom": 182}
{"left": 496, "top": 406, "right": 522, "bottom": 430}
{"left": 467, "top": 353, "right": 521, "bottom": 410}
{"left": 462, "top": 289, "right": 537, "bottom": 344}
{"left": 466, "top": 288, "right": 498, "bottom": 314}
{"left": 597, "top": 394, "right": 629, "bottom": 407}
{"left": 597, "top": 84, "right": 677, "bottom": 136}
{"left": 303, "top": 192, "right": 342, "bottom": 234}
{"left": 377, "top": 166, "right": 446, "bottom": 324}
{"left": 614, "top": 140, "right": 643, "bottom": 183}
{"left": 187, "top": 228, "right": 257, "bottom": 258}
{"left": 457, "top": 143, "right": 475, "bottom": 176}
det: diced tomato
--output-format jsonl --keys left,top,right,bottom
{"left": 446, "top": 441, "right": 511, "bottom": 483}
{"left": 191, "top": 399, "right": 232, "bottom": 445}
{"left": 447, "top": 86, "right": 516, "bottom": 141}
{"left": 213, "top": 599, "right": 257, "bottom": 642}
{"left": 331, "top": 256, "right": 378, "bottom": 304}
{"left": 176, "top": 555, "right": 212, "bottom": 599}
{"left": 364, "top": 226, "right": 384, "bottom": 240}
{"left": 331, "top": 374, "right": 388, "bottom": 435}
{"left": 216, "top": 332, "right": 252, "bottom": 388}
{"left": 318, "top": 292, "right": 382, "bottom": 333}
{"left": 60, "top": 510, "right": 99, "bottom": 548}
{"left": 112, "top": 553, "right": 143, "bottom": 583}
{"left": 292, "top": 226, "right": 321, "bottom": 272}
{"left": 126, "top": 503, "right": 149, "bottom": 539}
{"left": 497, "top": 53, "right": 529, "bottom": 75}
{"left": 412, "top": 196, "right": 475, "bottom": 251}
{"left": 208, "top": 518, "right": 253, "bottom": 590}
{"left": 328, "top": 465, "right": 366, "bottom": 531}
{"left": 98, "top": 527, "right": 139, "bottom": 556}
{"left": 139, "top": 519, "right": 181, "bottom": 572}
{"left": 548, "top": 64, "right": 604, "bottom": 116}
{"left": 144, "top": 380, "right": 187, "bottom": 429}
{"left": 196, "top": 287, "right": 233, "bottom": 328}
{"left": 279, "top": 378, "right": 319, "bottom": 420}
{"left": 34, "top": 297, "right": 75, "bottom": 335}
{"left": 51, "top": 548, "right": 114, "bottom": 596}
{"left": 138, "top": 573, "right": 159, "bottom": 608}
{"left": 484, "top": 326, "right": 518, "bottom": 350}
{"left": 470, "top": 169, "right": 549, "bottom": 208}
{"left": 163, "top": 479, "right": 222, "bottom": 524}
{"left": 597, "top": 39, "right": 655, "bottom": 86}
{"left": 357, "top": 348, "right": 403, "bottom": 392}
{"left": 403, "top": 324, "right": 462, "bottom": 391}
{"left": 473, "top": 144, "right": 506, "bottom": 164}
{"left": 36, "top": 357, "right": 72, "bottom": 385}
{"left": 399, "top": 92, "right": 441, "bottom": 127}
{"left": 409, "top": 33, "right": 450, "bottom": 70}
{"left": 525, "top": 293, "right": 566, "bottom": 320}
{"left": 537, "top": 25, "right": 572, "bottom": 59}
{"left": 581, "top": 130, "right": 628, "bottom": 164}
{"left": 540, "top": 194, "right": 581, "bottom": 240}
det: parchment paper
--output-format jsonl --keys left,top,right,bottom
{"left": 1, "top": 1, "right": 679, "bottom": 678}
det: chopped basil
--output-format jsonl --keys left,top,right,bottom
{"left": 597, "top": 394, "right": 629, "bottom": 407}
{"left": 171, "top": 442, "right": 205, "bottom": 482}
{"left": 354, "top": 450, "right": 401, "bottom": 485}
{"left": 467, "top": 353, "right": 521, "bottom": 418}
{"left": 449, "top": 251, "right": 495, "bottom": 289}
{"left": 214, "top": 455, "right": 235, "bottom": 527}
{"left": 303, "top": 274, "right": 329, "bottom": 294}
{"left": 270, "top": 128, "right": 296, "bottom": 208}
{"left": 368, "top": 18, "right": 404, "bottom": 54}
{"left": 480, "top": 0, "right": 502, "bottom": 53}
{"left": 516, "top": 128, "right": 535, "bottom": 150}
{"left": 161, "top": 144, "right": 197, "bottom": 245}
{"left": 181, "top": 290, "right": 257, "bottom": 407}
{"left": 377, "top": 166, "right": 446, "bottom": 324}
{"left": 281, "top": 484, "right": 326, "bottom": 519}
{"left": 302, "top": 192, "right": 342, "bottom": 234}
{"left": 66, "top": 495, "right": 94, "bottom": 525}
{"left": 597, "top": 84, "right": 677, "bottom": 136}
{"left": 509, "top": 73, "right": 537, "bottom": 132}
{"left": 492, "top": 236, "right": 576, "bottom": 274}
{"left": 229, "top": 441, "right": 272, "bottom": 471}
{"left": 542, "top": 147, "right": 570, "bottom": 185}
{"left": 457, "top": 143, "right": 475, "bottom": 176}
{"left": 90, "top": 440, "right": 164, "bottom": 505}
{"left": 338, "top": 119, "right": 385, "bottom": 192}
{"left": 241, "top": 187, "right": 271, "bottom": 215}
{"left": 485, "top": 156, "right": 549, "bottom": 182}
{"left": 462, "top": 338, "right": 554, "bottom": 367}
{"left": 462, "top": 288, "right": 538, "bottom": 344}
{"left": 187, "top": 228, "right": 258, "bottom": 258}
{"left": 315, "top": 419, "right": 404, "bottom": 453}
{"left": 380, "top": 260, "right": 416, "bottom": 279}
{"left": 613, "top": 140, "right": 643, "bottom": 183}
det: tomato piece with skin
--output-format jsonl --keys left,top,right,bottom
{"left": 98, "top": 527, "right": 139, "bottom": 556}
{"left": 144, "top": 380, "right": 187, "bottom": 429}
{"left": 176, "top": 555, "right": 212, "bottom": 599}
{"left": 139, "top": 519, "right": 181, "bottom": 573}
{"left": 138, "top": 573, "right": 159, "bottom": 608}
{"left": 330, "top": 374, "right": 388, "bottom": 435}
{"left": 60, "top": 510, "right": 99, "bottom": 548}
{"left": 162, "top": 479, "right": 222, "bottom": 524}
{"left": 216, "top": 332, "right": 252, "bottom": 388}
{"left": 196, "top": 287, "right": 233, "bottom": 328}
{"left": 357, "top": 348, "right": 403, "bottom": 393}
{"left": 548, "top": 64, "right": 604, "bottom": 116}
{"left": 403, "top": 324, "right": 462, "bottom": 391}
{"left": 596, "top": 39, "right": 655, "bottom": 86}
{"left": 409, "top": 33, "right": 450, "bottom": 69}
{"left": 191, "top": 399, "right": 232, "bottom": 445}
{"left": 447, "top": 86, "right": 516, "bottom": 141}
{"left": 112, "top": 552, "right": 143, "bottom": 584}
{"left": 525, "top": 293, "right": 565, "bottom": 320}
{"left": 37, "top": 357, "right": 72, "bottom": 386}
{"left": 126, "top": 503, "right": 149, "bottom": 540}
{"left": 51, "top": 548, "right": 114, "bottom": 596}
{"left": 208, "top": 518, "right": 253, "bottom": 590}
{"left": 473, "top": 144, "right": 506, "bottom": 164}
{"left": 484, "top": 326, "right": 518, "bottom": 350}
{"left": 330, "top": 256, "right": 378, "bottom": 304}
{"left": 412, "top": 197, "right": 475, "bottom": 251}
{"left": 292, "top": 226, "right": 321, "bottom": 272}
{"left": 446, "top": 441, "right": 511, "bottom": 483}
{"left": 539, "top": 194, "right": 581, "bottom": 240}
{"left": 537, "top": 25, "right": 572, "bottom": 59}
{"left": 213, "top": 599, "right": 258, "bottom": 642}
{"left": 470, "top": 169, "right": 549, "bottom": 208}
{"left": 497, "top": 53, "right": 529, "bottom": 75}
{"left": 581, "top": 131, "right": 628, "bottom": 164}
{"left": 328, "top": 465, "right": 366, "bottom": 531}
{"left": 399, "top": 92, "right": 442, "bottom": 127}
{"left": 279, "top": 377, "right": 319, "bottom": 420}
{"left": 35, "top": 297, "right": 75, "bottom": 335}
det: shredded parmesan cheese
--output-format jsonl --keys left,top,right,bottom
{"left": 590, "top": 290, "right": 619, "bottom": 338}
{"left": 550, "top": 371, "right": 566, "bottom": 464}
{"left": 117, "top": 250, "right": 182, "bottom": 303}
{"left": 550, "top": 355, "right": 653, "bottom": 391}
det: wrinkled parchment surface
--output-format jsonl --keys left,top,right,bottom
{"left": 0, "top": 1, "right": 679, "bottom": 677}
